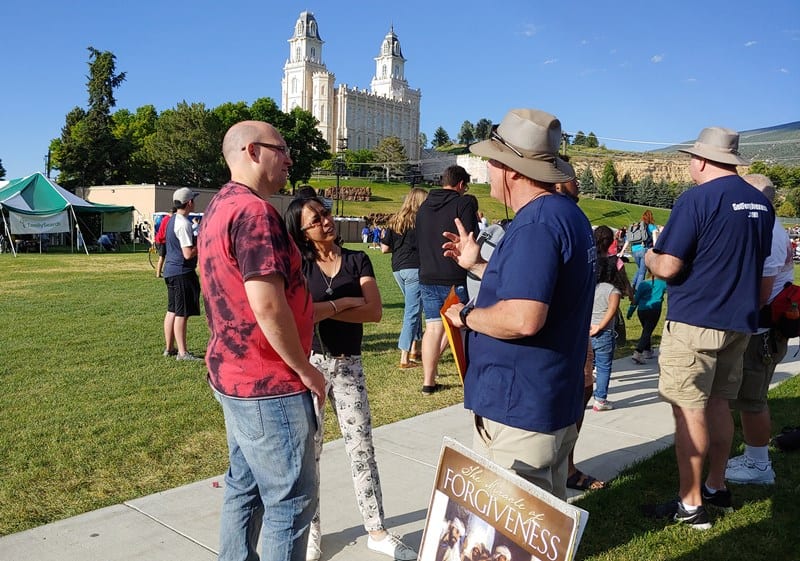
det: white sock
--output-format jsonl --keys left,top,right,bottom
{"left": 744, "top": 445, "right": 770, "bottom": 463}
{"left": 703, "top": 483, "right": 719, "bottom": 494}
{"left": 680, "top": 502, "right": 699, "bottom": 513}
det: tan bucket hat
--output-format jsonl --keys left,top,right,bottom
{"left": 469, "top": 109, "right": 575, "bottom": 183}
{"left": 678, "top": 126, "right": 750, "bottom": 166}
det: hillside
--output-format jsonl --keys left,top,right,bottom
{"left": 654, "top": 121, "right": 800, "bottom": 166}
{"left": 434, "top": 121, "right": 799, "bottom": 185}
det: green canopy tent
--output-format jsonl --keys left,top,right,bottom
{"left": 0, "top": 173, "right": 133, "bottom": 256}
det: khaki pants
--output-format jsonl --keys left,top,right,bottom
{"left": 473, "top": 415, "right": 578, "bottom": 501}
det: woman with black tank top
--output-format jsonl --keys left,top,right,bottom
{"left": 380, "top": 187, "right": 428, "bottom": 368}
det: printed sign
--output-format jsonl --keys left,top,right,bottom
{"left": 8, "top": 211, "right": 69, "bottom": 234}
{"left": 419, "top": 438, "right": 588, "bottom": 561}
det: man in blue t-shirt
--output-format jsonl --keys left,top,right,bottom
{"left": 643, "top": 127, "right": 774, "bottom": 529}
{"left": 442, "top": 109, "right": 595, "bottom": 500}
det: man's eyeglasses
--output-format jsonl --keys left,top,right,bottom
{"left": 242, "top": 142, "right": 291, "bottom": 157}
{"left": 490, "top": 125, "right": 523, "bottom": 158}
{"left": 301, "top": 209, "right": 332, "bottom": 231}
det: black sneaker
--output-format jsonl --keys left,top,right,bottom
{"left": 641, "top": 498, "right": 679, "bottom": 519}
{"left": 702, "top": 484, "right": 733, "bottom": 512}
{"left": 674, "top": 503, "right": 711, "bottom": 530}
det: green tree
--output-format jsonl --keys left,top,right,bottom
{"left": 636, "top": 174, "right": 658, "bottom": 206}
{"left": 785, "top": 187, "right": 800, "bottom": 214}
{"left": 250, "top": 97, "right": 287, "bottom": 126}
{"left": 458, "top": 120, "right": 475, "bottom": 145}
{"left": 142, "top": 101, "right": 226, "bottom": 188}
{"left": 0, "top": 158, "right": 5, "bottom": 180}
{"left": 432, "top": 127, "right": 450, "bottom": 148}
{"left": 579, "top": 166, "right": 596, "bottom": 195}
{"left": 111, "top": 105, "right": 158, "bottom": 183}
{"left": 50, "top": 107, "right": 88, "bottom": 187}
{"left": 573, "top": 131, "right": 586, "bottom": 146}
{"left": 474, "top": 118, "right": 492, "bottom": 141}
{"left": 375, "top": 136, "right": 408, "bottom": 179}
{"left": 777, "top": 200, "right": 797, "bottom": 218}
{"left": 620, "top": 172, "right": 634, "bottom": 187}
{"left": 283, "top": 107, "right": 330, "bottom": 188}
{"left": 212, "top": 101, "right": 252, "bottom": 133}
{"left": 419, "top": 132, "right": 427, "bottom": 150}
{"left": 52, "top": 47, "right": 127, "bottom": 188}
{"left": 347, "top": 148, "right": 376, "bottom": 176}
{"left": 586, "top": 132, "right": 599, "bottom": 148}
{"left": 599, "top": 160, "right": 618, "bottom": 198}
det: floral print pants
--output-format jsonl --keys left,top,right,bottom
{"left": 309, "top": 352, "right": 385, "bottom": 532}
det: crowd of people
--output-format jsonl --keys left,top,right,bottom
{"left": 148, "top": 111, "right": 787, "bottom": 560}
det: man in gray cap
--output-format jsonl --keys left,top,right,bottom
{"left": 642, "top": 127, "right": 774, "bottom": 528}
{"left": 442, "top": 109, "right": 595, "bottom": 500}
{"left": 162, "top": 187, "right": 203, "bottom": 361}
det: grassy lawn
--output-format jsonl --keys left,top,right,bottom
{"left": 2, "top": 190, "right": 798, "bottom": 559}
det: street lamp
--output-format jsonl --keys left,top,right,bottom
{"left": 335, "top": 137, "right": 348, "bottom": 216}
{"left": 334, "top": 156, "right": 346, "bottom": 216}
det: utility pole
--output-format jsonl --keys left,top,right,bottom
{"left": 561, "top": 132, "right": 572, "bottom": 157}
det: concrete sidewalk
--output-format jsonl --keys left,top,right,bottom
{"left": 2, "top": 349, "right": 799, "bottom": 561}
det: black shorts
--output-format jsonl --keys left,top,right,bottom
{"left": 165, "top": 271, "right": 201, "bottom": 317}
{"left": 155, "top": 242, "right": 167, "bottom": 257}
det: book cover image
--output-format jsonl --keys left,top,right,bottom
{"left": 419, "top": 438, "right": 588, "bottom": 561}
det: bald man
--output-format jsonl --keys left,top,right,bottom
{"left": 726, "top": 174, "right": 793, "bottom": 485}
{"left": 199, "top": 121, "right": 326, "bottom": 561}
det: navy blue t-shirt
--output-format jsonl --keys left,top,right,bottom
{"left": 163, "top": 213, "right": 197, "bottom": 278}
{"left": 654, "top": 175, "right": 773, "bottom": 333}
{"left": 464, "top": 194, "right": 596, "bottom": 433}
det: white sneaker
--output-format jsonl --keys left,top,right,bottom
{"left": 632, "top": 351, "right": 645, "bottom": 364}
{"left": 367, "top": 533, "right": 417, "bottom": 561}
{"left": 725, "top": 456, "right": 775, "bottom": 485}
{"left": 643, "top": 349, "right": 654, "bottom": 360}
{"left": 593, "top": 399, "right": 613, "bottom": 411}
{"left": 726, "top": 453, "right": 748, "bottom": 469}
{"left": 306, "top": 519, "right": 322, "bottom": 561}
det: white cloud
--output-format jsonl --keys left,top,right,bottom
{"left": 580, "top": 39, "right": 588, "bottom": 46}
{"left": 651, "top": 54, "right": 665, "bottom": 63}
{"left": 744, "top": 40, "right": 757, "bottom": 47}
{"left": 779, "top": 67, "right": 790, "bottom": 73}
{"left": 610, "top": 48, "right": 618, "bottom": 55}
{"left": 543, "top": 58, "right": 558, "bottom": 65}
{"left": 520, "top": 23, "right": 538, "bottom": 37}
{"left": 685, "top": 77, "right": 697, "bottom": 82}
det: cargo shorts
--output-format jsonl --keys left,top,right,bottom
{"left": 658, "top": 320, "right": 750, "bottom": 409}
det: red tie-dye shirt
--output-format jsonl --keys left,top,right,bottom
{"left": 199, "top": 182, "right": 312, "bottom": 398}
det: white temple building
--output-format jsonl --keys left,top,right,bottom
{"left": 281, "top": 11, "right": 421, "bottom": 159}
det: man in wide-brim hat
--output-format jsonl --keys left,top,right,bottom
{"left": 442, "top": 108, "right": 595, "bottom": 500}
{"left": 643, "top": 126, "right": 775, "bottom": 529}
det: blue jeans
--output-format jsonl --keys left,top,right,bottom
{"left": 215, "top": 390, "right": 318, "bottom": 561}
{"left": 592, "top": 328, "right": 615, "bottom": 401}
{"left": 420, "top": 283, "right": 468, "bottom": 321}
{"left": 393, "top": 268, "right": 423, "bottom": 351}
{"left": 632, "top": 247, "right": 647, "bottom": 290}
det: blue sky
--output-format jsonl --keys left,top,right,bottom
{"left": 1, "top": 0, "right": 798, "bottom": 180}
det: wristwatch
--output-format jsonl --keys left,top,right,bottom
{"left": 459, "top": 304, "right": 475, "bottom": 328}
